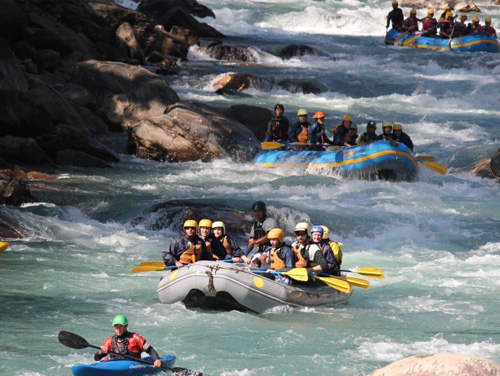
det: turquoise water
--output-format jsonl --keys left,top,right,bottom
{"left": 1, "top": 1, "right": 500, "bottom": 375}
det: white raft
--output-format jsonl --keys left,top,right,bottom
{"left": 156, "top": 261, "right": 352, "bottom": 313}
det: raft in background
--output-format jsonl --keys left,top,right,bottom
{"left": 156, "top": 261, "right": 352, "bottom": 313}
{"left": 253, "top": 140, "right": 419, "bottom": 180}
{"left": 384, "top": 28, "right": 500, "bottom": 53}
{"left": 71, "top": 355, "right": 176, "bottom": 376}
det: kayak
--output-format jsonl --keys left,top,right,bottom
{"left": 157, "top": 261, "right": 352, "bottom": 313}
{"left": 253, "top": 140, "right": 418, "bottom": 180}
{"left": 0, "top": 241, "right": 8, "bottom": 254}
{"left": 384, "top": 28, "right": 500, "bottom": 53}
{"left": 71, "top": 355, "right": 176, "bottom": 376}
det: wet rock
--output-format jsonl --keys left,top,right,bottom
{"left": 0, "top": 0, "right": 27, "bottom": 43}
{"left": 130, "top": 200, "right": 251, "bottom": 237}
{"left": 0, "top": 215, "right": 24, "bottom": 239}
{"left": 278, "top": 44, "right": 319, "bottom": 60}
{"left": 490, "top": 148, "right": 500, "bottom": 181}
{"left": 127, "top": 102, "right": 259, "bottom": 163}
{"left": 28, "top": 28, "right": 72, "bottom": 54}
{"left": 213, "top": 73, "right": 253, "bottom": 92}
{"left": 0, "top": 136, "right": 52, "bottom": 165}
{"left": 151, "top": 25, "right": 189, "bottom": 59}
{"left": 159, "top": 7, "right": 224, "bottom": 38}
{"left": 0, "top": 166, "right": 37, "bottom": 206}
{"left": 472, "top": 149, "right": 500, "bottom": 182}
{"left": 367, "top": 352, "right": 500, "bottom": 376}
{"left": 138, "top": 0, "right": 216, "bottom": 21}
{"left": 205, "top": 41, "right": 258, "bottom": 62}
{"left": 217, "top": 105, "right": 273, "bottom": 141}
{"left": 32, "top": 49, "right": 61, "bottom": 72}
{"left": 215, "top": 88, "right": 253, "bottom": 97}
{"left": 116, "top": 22, "right": 146, "bottom": 64}
{"left": 71, "top": 60, "right": 180, "bottom": 129}
{"left": 170, "top": 25, "right": 200, "bottom": 46}
{"left": 55, "top": 149, "right": 112, "bottom": 168}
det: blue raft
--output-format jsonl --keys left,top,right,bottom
{"left": 253, "top": 140, "right": 418, "bottom": 180}
{"left": 72, "top": 355, "right": 176, "bottom": 376}
{"left": 384, "top": 28, "right": 500, "bottom": 53}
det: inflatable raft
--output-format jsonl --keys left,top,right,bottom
{"left": 156, "top": 261, "right": 352, "bottom": 313}
{"left": 384, "top": 28, "right": 500, "bottom": 53}
{"left": 253, "top": 140, "right": 418, "bottom": 180}
{"left": 72, "top": 355, "right": 176, "bottom": 376}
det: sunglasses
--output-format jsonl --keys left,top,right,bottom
{"left": 295, "top": 231, "right": 307, "bottom": 236}
{"left": 185, "top": 227, "right": 196, "bottom": 230}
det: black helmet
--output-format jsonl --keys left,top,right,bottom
{"left": 251, "top": 201, "right": 266, "bottom": 212}
{"left": 367, "top": 120, "right": 376, "bottom": 128}
{"left": 274, "top": 104, "right": 284, "bottom": 111}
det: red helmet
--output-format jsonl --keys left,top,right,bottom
{"left": 314, "top": 111, "right": 325, "bottom": 119}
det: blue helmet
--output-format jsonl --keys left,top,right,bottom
{"left": 310, "top": 225, "right": 324, "bottom": 235}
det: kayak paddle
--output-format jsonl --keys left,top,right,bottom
{"left": 57, "top": 331, "right": 202, "bottom": 376}
{"left": 336, "top": 267, "right": 384, "bottom": 279}
{"left": 320, "top": 274, "right": 369, "bottom": 290}
{"left": 252, "top": 267, "right": 309, "bottom": 282}
{"left": 132, "top": 265, "right": 177, "bottom": 273}
{"left": 0, "top": 241, "right": 8, "bottom": 253}
{"left": 417, "top": 159, "right": 447, "bottom": 175}
{"left": 415, "top": 155, "right": 435, "bottom": 162}
{"left": 312, "top": 275, "right": 351, "bottom": 293}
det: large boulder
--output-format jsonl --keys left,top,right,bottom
{"left": 0, "top": 166, "right": 37, "bottom": 206}
{"left": 217, "top": 104, "right": 273, "bottom": 142}
{"left": 204, "top": 41, "right": 259, "bottom": 62}
{"left": 71, "top": 60, "right": 180, "bottom": 129}
{"left": 472, "top": 148, "right": 500, "bottom": 182}
{"left": 367, "top": 353, "right": 500, "bottom": 376}
{"left": 491, "top": 148, "right": 500, "bottom": 181}
{"left": 0, "top": 0, "right": 27, "bottom": 43}
{"left": 159, "top": 7, "right": 224, "bottom": 38}
{"left": 278, "top": 44, "right": 322, "bottom": 60}
{"left": 116, "top": 22, "right": 146, "bottom": 64}
{"left": 127, "top": 102, "right": 259, "bottom": 162}
{"left": 138, "top": 0, "right": 216, "bottom": 20}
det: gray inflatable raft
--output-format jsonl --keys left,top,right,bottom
{"left": 156, "top": 261, "right": 352, "bottom": 313}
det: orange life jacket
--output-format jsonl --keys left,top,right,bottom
{"left": 292, "top": 242, "right": 308, "bottom": 268}
{"left": 298, "top": 126, "right": 309, "bottom": 143}
{"left": 269, "top": 246, "right": 286, "bottom": 270}
{"left": 179, "top": 241, "right": 202, "bottom": 264}
{"left": 221, "top": 235, "right": 233, "bottom": 255}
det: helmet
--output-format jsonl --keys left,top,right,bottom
{"left": 342, "top": 115, "right": 352, "bottom": 122}
{"left": 350, "top": 124, "right": 358, "bottom": 130}
{"left": 367, "top": 120, "right": 376, "bottom": 128}
{"left": 267, "top": 228, "right": 285, "bottom": 243}
{"left": 183, "top": 220, "right": 197, "bottom": 228}
{"left": 314, "top": 111, "right": 325, "bottom": 119}
{"left": 212, "top": 221, "right": 226, "bottom": 233}
{"left": 274, "top": 104, "right": 284, "bottom": 111}
{"left": 445, "top": 12, "right": 453, "bottom": 19}
{"left": 382, "top": 121, "right": 393, "bottom": 129}
{"left": 393, "top": 123, "right": 403, "bottom": 131}
{"left": 485, "top": 17, "right": 492, "bottom": 23}
{"left": 392, "top": 0, "right": 398, "bottom": 5}
{"left": 251, "top": 201, "right": 266, "bottom": 212}
{"left": 199, "top": 219, "right": 212, "bottom": 228}
{"left": 297, "top": 109, "right": 308, "bottom": 116}
{"left": 112, "top": 314, "right": 128, "bottom": 326}
{"left": 443, "top": 5, "right": 451, "bottom": 11}
{"left": 321, "top": 225, "right": 330, "bottom": 240}
{"left": 294, "top": 222, "right": 311, "bottom": 233}
{"left": 310, "top": 225, "right": 324, "bottom": 235}
{"left": 410, "top": 8, "right": 417, "bottom": 15}
{"left": 427, "top": 9, "right": 434, "bottom": 16}
{"left": 460, "top": 14, "right": 467, "bottom": 20}
{"left": 472, "top": 16, "right": 479, "bottom": 23}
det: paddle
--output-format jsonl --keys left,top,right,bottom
{"left": 139, "top": 261, "right": 166, "bottom": 267}
{"left": 320, "top": 274, "right": 369, "bottom": 290}
{"left": 337, "top": 267, "right": 384, "bottom": 279}
{"left": 395, "top": 30, "right": 410, "bottom": 42}
{"left": 312, "top": 275, "right": 351, "bottom": 293}
{"left": 132, "top": 265, "right": 178, "bottom": 274}
{"left": 417, "top": 159, "right": 448, "bottom": 175}
{"left": 57, "top": 331, "right": 201, "bottom": 376}
{"left": 402, "top": 33, "right": 420, "bottom": 46}
{"left": 415, "top": 155, "right": 435, "bottom": 162}
{"left": 252, "top": 267, "right": 309, "bottom": 282}
{"left": 261, "top": 141, "right": 311, "bottom": 150}
{"left": 447, "top": 20, "right": 458, "bottom": 50}
{"left": 0, "top": 241, "right": 8, "bottom": 253}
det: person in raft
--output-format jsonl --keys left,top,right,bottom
{"left": 211, "top": 221, "right": 244, "bottom": 260}
{"left": 259, "top": 228, "right": 295, "bottom": 285}
{"left": 94, "top": 315, "right": 162, "bottom": 367}
{"left": 162, "top": 220, "right": 211, "bottom": 267}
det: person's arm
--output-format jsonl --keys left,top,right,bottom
{"left": 94, "top": 338, "right": 111, "bottom": 361}
{"left": 277, "top": 247, "right": 295, "bottom": 272}
{"left": 162, "top": 240, "right": 179, "bottom": 266}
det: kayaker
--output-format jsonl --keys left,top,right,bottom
{"left": 386, "top": 0, "right": 404, "bottom": 32}
{"left": 288, "top": 109, "right": 311, "bottom": 143}
{"left": 422, "top": 9, "right": 438, "bottom": 36}
{"left": 308, "top": 111, "right": 334, "bottom": 149}
{"left": 162, "top": 220, "right": 211, "bottom": 267}
{"left": 199, "top": 218, "right": 216, "bottom": 260}
{"left": 211, "top": 220, "right": 244, "bottom": 260}
{"left": 391, "top": 123, "right": 414, "bottom": 151}
{"left": 333, "top": 115, "right": 353, "bottom": 147}
{"left": 94, "top": 315, "right": 162, "bottom": 368}
{"left": 259, "top": 228, "right": 295, "bottom": 284}
{"left": 358, "top": 121, "right": 378, "bottom": 144}
{"left": 402, "top": 8, "right": 419, "bottom": 34}
{"left": 320, "top": 226, "right": 343, "bottom": 276}
{"left": 243, "top": 201, "right": 278, "bottom": 267}
{"left": 291, "top": 223, "right": 327, "bottom": 276}
{"left": 345, "top": 124, "right": 358, "bottom": 146}
{"left": 484, "top": 18, "right": 497, "bottom": 37}
{"left": 265, "top": 104, "right": 290, "bottom": 142}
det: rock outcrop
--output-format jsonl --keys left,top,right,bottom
{"left": 472, "top": 148, "right": 500, "bottom": 182}
{"left": 368, "top": 353, "right": 500, "bottom": 376}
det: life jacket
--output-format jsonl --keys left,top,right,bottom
{"left": 220, "top": 235, "right": 233, "bottom": 255}
{"left": 110, "top": 333, "right": 140, "bottom": 359}
{"left": 328, "top": 241, "right": 343, "bottom": 263}
{"left": 291, "top": 242, "right": 308, "bottom": 268}
{"left": 253, "top": 217, "right": 270, "bottom": 250}
{"left": 332, "top": 124, "right": 340, "bottom": 134}
{"left": 179, "top": 238, "right": 203, "bottom": 264}
{"left": 297, "top": 126, "right": 309, "bottom": 143}
{"left": 270, "top": 117, "right": 288, "bottom": 140}
{"left": 405, "top": 17, "right": 419, "bottom": 32}
{"left": 269, "top": 245, "right": 286, "bottom": 270}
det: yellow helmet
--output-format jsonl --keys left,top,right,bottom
{"left": 382, "top": 121, "right": 393, "bottom": 128}
{"left": 485, "top": 17, "right": 492, "bottom": 23}
{"left": 183, "top": 220, "right": 197, "bottom": 228}
{"left": 444, "top": 5, "right": 451, "bottom": 11}
{"left": 445, "top": 12, "right": 453, "bottom": 19}
{"left": 297, "top": 109, "right": 308, "bottom": 116}
{"left": 392, "top": 0, "right": 398, "bottom": 5}
{"left": 321, "top": 225, "right": 330, "bottom": 240}
{"left": 427, "top": 9, "right": 434, "bottom": 16}
{"left": 472, "top": 16, "right": 479, "bottom": 23}
{"left": 268, "top": 228, "right": 285, "bottom": 243}
{"left": 342, "top": 115, "right": 352, "bottom": 122}
{"left": 393, "top": 123, "right": 403, "bottom": 131}
{"left": 294, "top": 222, "right": 311, "bottom": 234}
{"left": 212, "top": 221, "right": 225, "bottom": 233}
{"left": 410, "top": 8, "right": 417, "bottom": 15}
{"left": 199, "top": 219, "right": 212, "bottom": 228}
{"left": 460, "top": 14, "right": 467, "bottom": 20}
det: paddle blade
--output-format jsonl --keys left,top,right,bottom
{"left": 314, "top": 276, "right": 350, "bottom": 294}
{"left": 58, "top": 331, "right": 91, "bottom": 350}
{"left": 340, "top": 276, "right": 369, "bottom": 290}
{"left": 0, "top": 241, "right": 9, "bottom": 252}
{"left": 131, "top": 265, "right": 166, "bottom": 273}
{"left": 261, "top": 141, "right": 286, "bottom": 150}
{"left": 420, "top": 160, "right": 447, "bottom": 175}
{"left": 282, "top": 268, "right": 309, "bottom": 282}
{"left": 415, "top": 155, "right": 435, "bottom": 162}
{"left": 353, "top": 267, "right": 384, "bottom": 279}
{"left": 139, "top": 261, "right": 165, "bottom": 267}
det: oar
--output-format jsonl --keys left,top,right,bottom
{"left": 402, "top": 33, "right": 420, "bottom": 46}
{"left": 139, "top": 261, "right": 165, "bottom": 267}
{"left": 418, "top": 159, "right": 447, "bottom": 175}
{"left": 337, "top": 267, "right": 384, "bottom": 279}
{"left": 251, "top": 267, "right": 309, "bottom": 282}
{"left": 312, "top": 275, "right": 351, "bottom": 293}
{"left": 447, "top": 20, "right": 458, "bottom": 50}
{"left": 132, "top": 265, "right": 178, "bottom": 274}
{"left": 0, "top": 241, "right": 8, "bottom": 253}
{"left": 395, "top": 30, "right": 410, "bottom": 42}
{"left": 57, "top": 331, "right": 201, "bottom": 376}
{"left": 321, "top": 274, "right": 369, "bottom": 290}
{"left": 415, "top": 155, "right": 435, "bottom": 162}
{"left": 261, "top": 141, "right": 311, "bottom": 150}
